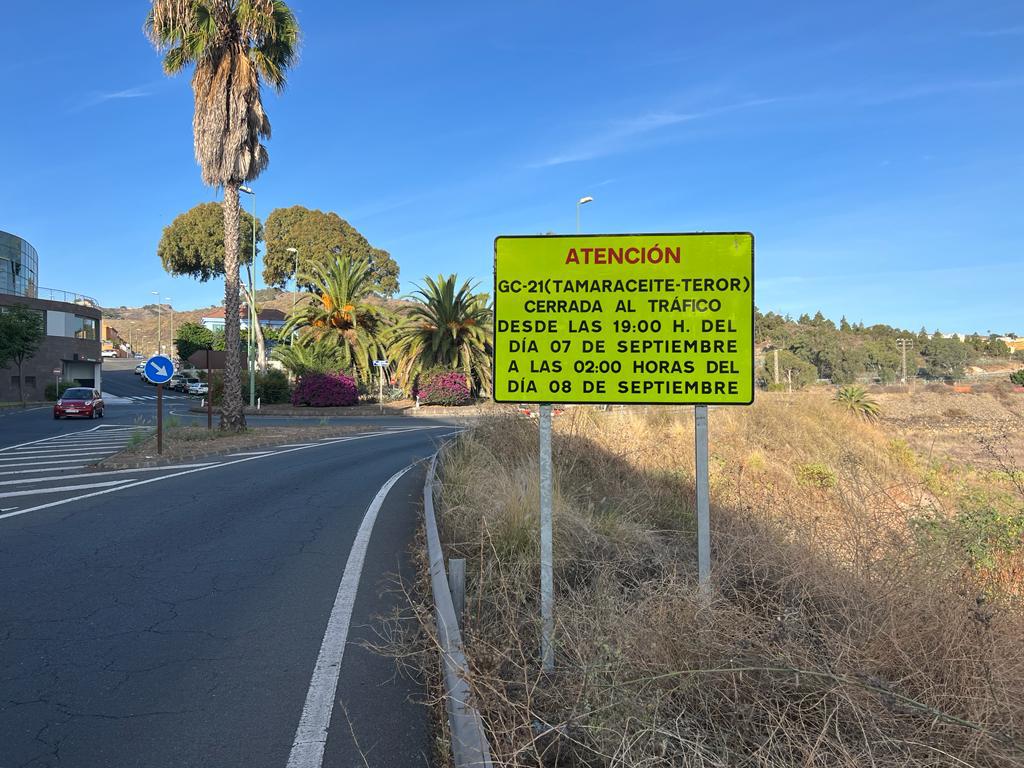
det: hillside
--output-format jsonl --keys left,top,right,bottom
{"left": 101, "top": 290, "right": 412, "bottom": 356}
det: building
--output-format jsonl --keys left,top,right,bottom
{"left": 101, "top": 320, "right": 129, "bottom": 358}
{"left": 201, "top": 306, "right": 288, "bottom": 333}
{"left": 0, "top": 231, "right": 102, "bottom": 401}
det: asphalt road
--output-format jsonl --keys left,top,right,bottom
{"left": 0, "top": 418, "right": 455, "bottom": 766}
{"left": 0, "top": 361, "right": 452, "bottom": 449}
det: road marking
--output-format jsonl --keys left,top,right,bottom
{"left": 0, "top": 425, "right": 148, "bottom": 453}
{"left": 0, "top": 430, "right": 440, "bottom": 523}
{"left": 285, "top": 464, "right": 414, "bottom": 768}
{"left": 275, "top": 444, "right": 315, "bottom": 448}
{"left": 0, "top": 459, "right": 91, "bottom": 470}
{"left": 0, "top": 506, "right": 17, "bottom": 512}
{"left": 0, "top": 463, "right": 217, "bottom": 486}
{"left": 227, "top": 451, "right": 272, "bottom": 457}
{"left": 0, "top": 450, "right": 112, "bottom": 463}
{"left": 0, "top": 479, "right": 134, "bottom": 499}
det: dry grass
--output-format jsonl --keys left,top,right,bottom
{"left": 426, "top": 396, "right": 1024, "bottom": 767}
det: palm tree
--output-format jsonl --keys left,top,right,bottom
{"left": 146, "top": 0, "right": 299, "bottom": 431}
{"left": 271, "top": 336, "right": 347, "bottom": 378}
{"left": 833, "top": 385, "right": 881, "bottom": 421}
{"left": 281, "top": 255, "right": 390, "bottom": 384}
{"left": 389, "top": 275, "right": 493, "bottom": 396}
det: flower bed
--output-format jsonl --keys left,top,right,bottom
{"left": 291, "top": 372, "right": 358, "bottom": 407}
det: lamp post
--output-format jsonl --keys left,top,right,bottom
{"left": 164, "top": 298, "right": 173, "bottom": 357}
{"left": 240, "top": 185, "right": 257, "bottom": 407}
{"left": 576, "top": 196, "right": 593, "bottom": 234}
{"left": 151, "top": 291, "right": 161, "bottom": 354}
{"left": 286, "top": 247, "right": 299, "bottom": 345}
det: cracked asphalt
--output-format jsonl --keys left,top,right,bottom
{"left": 0, "top": 427, "right": 445, "bottom": 767}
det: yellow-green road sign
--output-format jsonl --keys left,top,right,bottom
{"left": 493, "top": 232, "right": 754, "bottom": 404}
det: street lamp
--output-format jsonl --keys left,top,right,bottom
{"left": 240, "top": 185, "right": 257, "bottom": 407}
{"left": 164, "top": 298, "right": 173, "bottom": 357}
{"left": 576, "top": 196, "right": 593, "bottom": 234}
{"left": 150, "top": 291, "right": 161, "bottom": 354}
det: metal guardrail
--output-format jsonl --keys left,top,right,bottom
{"left": 0, "top": 285, "right": 98, "bottom": 306}
{"left": 423, "top": 452, "right": 494, "bottom": 768}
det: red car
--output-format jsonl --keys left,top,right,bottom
{"left": 54, "top": 387, "right": 105, "bottom": 419}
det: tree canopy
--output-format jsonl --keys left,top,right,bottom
{"left": 0, "top": 305, "right": 45, "bottom": 403}
{"left": 263, "top": 206, "right": 399, "bottom": 295}
{"left": 174, "top": 321, "right": 216, "bottom": 362}
{"left": 158, "top": 202, "right": 261, "bottom": 283}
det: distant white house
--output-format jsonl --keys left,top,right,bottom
{"left": 201, "top": 307, "right": 288, "bottom": 333}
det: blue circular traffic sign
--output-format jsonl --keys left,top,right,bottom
{"left": 145, "top": 354, "right": 176, "bottom": 384}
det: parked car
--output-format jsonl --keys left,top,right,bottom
{"left": 133, "top": 353, "right": 144, "bottom": 359}
{"left": 186, "top": 379, "right": 208, "bottom": 396}
{"left": 134, "top": 362, "right": 146, "bottom": 375}
{"left": 54, "top": 388, "right": 104, "bottom": 419}
{"left": 101, "top": 349, "right": 117, "bottom": 358}
{"left": 168, "top": 373, "right": 188, "bottom": 391}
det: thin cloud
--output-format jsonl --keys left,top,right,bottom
{"left": 965, "top": 25, "right": 1024, "bottom": 37}
{"left": 72, "top": 85, "right": 154, "bottom": 112}
{"left": 530, "top": 98, "right": 778, "bottom": 168}
{"left": 861, "top": 76, "right": 1024, "bottom": 105}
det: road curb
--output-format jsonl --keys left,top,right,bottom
{"left": 423, "top": 450, "right": 494, "bottom": 768}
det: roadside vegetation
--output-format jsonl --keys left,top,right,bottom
{"left": 424, "top": 395, "right": 1024, "bottom": 766}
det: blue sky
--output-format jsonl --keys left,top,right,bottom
{"left": 2, "top": 1, "right": 1021, "bottom": 333}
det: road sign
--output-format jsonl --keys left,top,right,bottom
{"left": 52, "top": 368, "right": 61, "bottom": 375}
{"left": 372, "top": 359, "right": 389, "bottom": 367}
{"left": 144, "top": 354, "right": 175, "bottom": 385}
{"left": 493, "top": 233, "right": 754, "bottom": 404}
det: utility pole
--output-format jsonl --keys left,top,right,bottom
{"left": 786, "top": 368, "right": 793, "bottom": 394}
{"left": 773, "top": 348, "right": 780, "bottom": 385}
{"left": 897, "top": 338, "right": 914, "bottom": 387}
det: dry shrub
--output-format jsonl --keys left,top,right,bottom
{"left": 430, "top": 399, "right": 1024, "bottom": 767}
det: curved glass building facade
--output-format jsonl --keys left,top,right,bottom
{"left": 0, "top": 230, "right": 39, "bottom": 298}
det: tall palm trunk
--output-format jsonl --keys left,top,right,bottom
{"left": 221, "top": 182, "right": 246, "bottom": 431}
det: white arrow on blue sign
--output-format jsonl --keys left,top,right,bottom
{"left": 145, "top": 354, "right": 176, "bottom": 384}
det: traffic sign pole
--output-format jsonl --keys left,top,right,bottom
{"left": 144, "top": 354, "right": 176, "bottom": 452}
{"left": 539, "top": 402, "right": 554, "bottom": 671}
{"left": 157, "top": 383, "right": 163, "bottom": 455}
{"left": 695, "top": 404, "right": 710, "bottom": 589}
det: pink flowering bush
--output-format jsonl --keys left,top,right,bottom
{"left": 291, "top": 372, "right": 358, "bottom": 407}
{"left": 418, "top": 370, "right": 472, "bottom": 406}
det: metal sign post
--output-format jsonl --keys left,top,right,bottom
{"left": 539, "top": 403, "right": 555, "bottom": 671}
{"left": 144, "top": 354, "right": 175, "bottom": 455}
{"left": 206, "top": 349, "right": 213, "bottom": 429}
{"left": 157, "top": 383, "right": 163, "bottom": 454}
{"left": 373, "top": 360, "right": 389, "bottom": 414}
{"left": 694, "top": 405, "right": 711, "bottom": 588}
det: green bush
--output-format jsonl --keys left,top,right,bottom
{"left": 46, "top": 380, "right": 77, "bottom": 401}
{"left": 796, "top": 462, "right": 837, "bottom": 489}
{"left": 255, "top": 369, "right": 291, "bottom": 404}
{"left": 1009, "top": 369, "right": 1024, "bottom": 386}
{"left": 209, "top": 369, "right": 292, "bottom": 405}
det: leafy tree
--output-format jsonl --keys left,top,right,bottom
{"left": 157, "top": 203, "right": 261, "bottom": 282}
{"left": 281, "top": 255, "right": 391, "bottom": 384}
{"left": 0, "top": 305, "right": 45, "bottom": 404}
{"left": 263, "top": 206, "right": 400, "bottom": 295}
{"left": 146, "top": 0, "right": 299, "bottom": 432}
{"left": 388, "top": 275, "right": 493, "bottom": 396}
{"left": 174, "top": 321, "right": 215, "bottom": 362}
{"left": 987, "top": 337, "right": 1011, "bottom": 357}
{"left": 1009, "top": 369, "right": 1024, "bottom": 386}
{"left": 839, "top": 316, "right": 851, "bottom": 332}
{"left": 758, "top": 349, "right": 816, "bottom": 390}
{"left": 922, "top": 337, "right": 969, "bottom": 379}
{"left": 863, "top": 339, "right": 902, "bottom": 383}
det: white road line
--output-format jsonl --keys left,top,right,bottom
{"left": 0, "top": 463, "right": 217, "bottom": 486}
{"left": 0, "top": 450, "right": 112, "bottom": 462}
{"left": 0, "top": 479, "right": 134, "bottom": 499}
{"left": 0, "top": 459, "right": 89, "bottom": 470}
{"left": 285, "top": 464, "right": 414, "bottom": 768}
{"left": 275, "top": 444, "right": 314, "bottom": 448}
{"left": 227, "top": 451, "right": 272, "bottom": 457}
{"left": 0, "top": 431, "right": 423, "bottom": 522}
{"left": 0, "top": 444, "right": 126, "bottom": 454}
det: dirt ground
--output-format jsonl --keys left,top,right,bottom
{"left": 875, "top": 386, "right": 1024, "bottom": 468}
